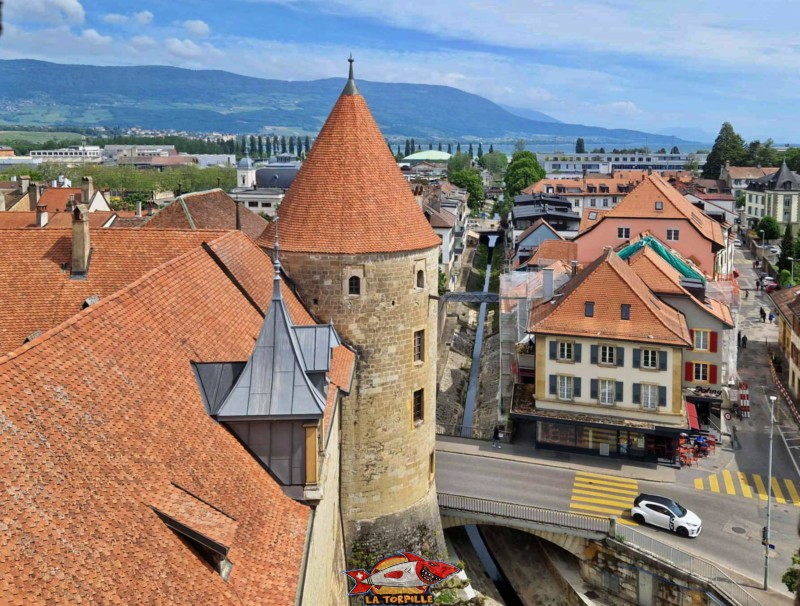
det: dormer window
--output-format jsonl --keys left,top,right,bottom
{"left": 655, "top": 201, "right": 663, "bottom": 210}
{"left": 348, "top": 275, "right": 361, "bottom": 296}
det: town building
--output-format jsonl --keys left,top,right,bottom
{"left": 574, "top": 174, "right": 733, "bottom": 279}
{"left": 771, "top": 287, "right": 800, "bottom": 399}
{"left": 720, "top": 161, "right": 779, "bottom": 197}
{"left": 511, "top": 218, "right": 564, "bottom": 268}
{"left": 511, "top": 193, "right": 581, "bottom": 235}
{"left": 0, "top": 145, "right": 14, "bottom": 157}
{"left": 103, "top": 144, "right": 177, "bottom": 160}
{"left": 402, "top": 149, "right": 451, "bottom": 165}
{"left": 536, "top": 151, "right": 707, "bottom": 178}
{"left": 30, "top": 145, "right": 103, "bottom": 163}
{"left": 744, "top": 160, "right": 800, "bottom": 230}
{"left": 229, "top": 152, "right": 301, "bottom": 217}
{"left": 522, "top": 172, "right": 646, "bottom": 215}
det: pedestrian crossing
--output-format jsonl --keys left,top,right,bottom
{"left": 569, "top": 471, "right": 639, "bottom": 524}
{"left": 693, "top": 471, "right": 800, "bottom": 505}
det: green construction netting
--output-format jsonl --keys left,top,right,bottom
{"left": 617, "top": 235, "right": 706, "bottom": 284}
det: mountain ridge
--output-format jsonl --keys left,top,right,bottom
{"left": 0, "top": 59, "right": 703, "bottom": 147}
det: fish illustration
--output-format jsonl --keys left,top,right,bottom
{"left": 344, "top": 552, "right": 460, "bottom": 595}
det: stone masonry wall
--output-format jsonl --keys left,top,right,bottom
{"left": 281, "top": 247, "right": 445, "bottom": 563}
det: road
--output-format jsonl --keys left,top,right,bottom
{"left": 437, "top": 449, "right": 797, "bottom": 596}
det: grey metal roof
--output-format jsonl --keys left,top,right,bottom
{"left": 214, "top": 263, "right": 327, "bottom": 420}
{"left": 255, "top": 166, "right": 298, "bottom": 189}
{"left": 751, "top": 160, "right": 800, "bottom": 191}
{"left": 293, "top": 325, "right": 339, "bottom": 372}
{"left": 341, "top": 55, "right": 360, "bottom": 96}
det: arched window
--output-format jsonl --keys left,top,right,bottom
{"left": 348, "top": 275, "right": 361, "bottom": 296}
{"left": 416, "top": 269, "right": 425, "bottom": 289}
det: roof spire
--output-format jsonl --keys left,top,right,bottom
{"left": 342, "top": 54, "right": 359, "bottom": 96}
{"left": 273, "top": 217, "right": 282, "bottom": 300}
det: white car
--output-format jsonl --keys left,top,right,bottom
{"left": 631, "top": 494, "right": 702, "bottom": 537}
{"left": 767, "top": 245, "right": 781, "bottom": 255}
{"left": 733, "top": 239, "right": 742, "bottom": 248}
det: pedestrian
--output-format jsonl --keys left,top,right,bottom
{"left": 745, "top": 289, "right": 749, "bottom": 299}
{"left": 737, "top": 331, "right": 742, "bottom": 347}
{"left": 756, "top": 279, "right": 760, "bottom": 291}
{"left": 760, "top": 307, "right": 766, "bottom": 322}
{"left": 742, "top": 335, "right": 747, "bottom": 349}
{"left": 769, "top": 312, "right": 775, "bottom": 324}
{"left": 492, "top": 426, "right": 502, "bottom": 449}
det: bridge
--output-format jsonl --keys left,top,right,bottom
{"left": 439, "top": 291, "right": 500, "bottom": 304}
{"left": 438, "top": 491, "right": 760, "bottom": 606}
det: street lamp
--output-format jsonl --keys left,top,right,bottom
{"left": 790, "top": 257, "right": 796, "bottom": 283}
{"left": 764, "top": 394, "right": 776, "bottom": 590}
{"left": 760, "top": 230, "right": 766, "bottom": 262}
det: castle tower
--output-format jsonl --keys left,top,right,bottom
{"left": 260, "top": 58, "right": 445, "bottom": 563}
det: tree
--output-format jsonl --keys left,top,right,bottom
{"left": 477, "top": 143, "right": 483, "bottom": 158}
{"left": 655, "top": 147, "right": 667, "bottom": 154}
{"left": 428, "top": 142, "right": 433, "bottom": 150}
{"left": 757, "top": 216, "right": 781, "bottom": 242}
{"left": 304, "top": 136, "right": 311, "bottom": 154}
{"left": 477, "top": 151, "right": 508, "bottom": 176}
{"left": 447, "top": 143, "right": 452, "bottom": 154}
{"left": 468, "top": 143, "right": 474, "bottom": 159}
{"left": 489, "top": 144, "right": 494, "bottom": 154}
{"left": 670, "top": 146, "right": 680, "bottom": 154}
{"left": 410, "top": 138, "right": 416, "bottom": 153}
{"left": 514, "top": 139, "right": 526, "bottom": 152}
{"left": 504, "top": 150, "right": 545, "bottom": 200}
{"left": 449, "top": 169, "right": 484, "bottom": 212}
{"left": 778, "top": 224, "right": 794, "bottom": 272}
{"left": 404, "top": 139, "right": 411, "bottom": 157}
{"left": 265, "top": 137, "right": 272, "bottom": 158}
{"left": 280, "top": 136, "right": 287, "bottom": 154}
{"left": 456, "top": 143, "right": 461, "bottom": 154}
{"left": 437, "top": 142, "right": 442, "bottom": 151}
{"left": 272, "top": 135, "right": 279, "bottom": 153}
{"left": 745, "top": 139, "right": 780, "bottom": 167}
{"left": 702, "top": 122, "right": 746, "bottom": 178}
{"left": 684, "top": 154, "right": 700, "bottom": 175}
{"left": 575, "top": 138, "right": 586, "bottom": 153}
{"left": 257, "top": 135, "right": 264, "bottom": 158}
{"left": 249, "top": 135, "right": 257, "bottom": 155}
{"left": 785, "top": 148, "right": 800, "bottom": 172}
{"left": 289, "top": 136, "right": 296, "bottom": 155}
{"left": 447, "top": 153, "right": 472, "bottom": 175}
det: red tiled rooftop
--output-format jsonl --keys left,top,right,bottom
{"left": 259, "top": 88, "right": 440, "bottom": 254}
{"left": 0, "top": 210, "right": 115, "bottom": 229}
{"left": 37, "top": 187, "right": 83, "bottom": 211}
{"left": 0, "top": 231, "right": 328, "bottom": 605}
{"left": 0, "top": 228, "right": 229, "bottom": 353}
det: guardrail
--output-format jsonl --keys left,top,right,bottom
{"left": 436, "top": 423, "right": 494, "bottom": 441}
{"left": 438, "top": 492, "right": 761, "bottom": 606}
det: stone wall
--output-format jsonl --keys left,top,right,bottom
{"left": 299, "top": 400, "right": 348, "bottom": 605}
{"left": 281, "top": 247, "right": 445, "bottom": 564}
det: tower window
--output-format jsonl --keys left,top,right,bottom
{"left": 413, "top": 389, "right": 424, "bottom": 424}
{"left": 416, "top": 269, "right": 425, "bottom": 289}
{"left": 414, "top": 330, "right": 425, "bottom": 362}
{"left": 348, "top": 275, "right": 361, "bottom": 296}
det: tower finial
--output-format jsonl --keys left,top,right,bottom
{"left": 342, "top": 54, "right": 359, "bottom": 96}
{"left": 273, "top": 216, "right": 282, "bottom": 299}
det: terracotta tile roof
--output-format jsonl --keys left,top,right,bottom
{"left": 0, "top": 211, "right": 115, "bottom": 229}
{"left": 770, "top": 287, "right": 800, "bottom": 321}
{"left": 599, "top": 174, "right": 725, "bottom": 246}
{"left": 523, "top": 172, "right": 647, "bottom": 197}
{"left": 143, "top": 189, "right": 269, "bottom": 241}
{"left": 578, "top": 209, "right": 609, "bottom": 233}
{"left": 727, "top": 166, "right": 779, "bottom": 180}
{"left": 424, "top": 204, "right": 455, "bottom": 229}
{"left": 259, "top": 87, "right": 440, "bottom": 254}
{"left": 530, "top": 240, "right": 577, "bottom": 266}
{"left": 0, "top": 231, "right": 327, "bottom": 605}
{"left": 529, "top": 248, "right": 691, "bottom": 346}
{"left": 0, "top": 228, "right": 228, "bottom": 353}
{"left": 517, "top": 218, "right": 563, "bottom": 243}
{"left": 37, "top": 187, "right": 83, "bottom": 212}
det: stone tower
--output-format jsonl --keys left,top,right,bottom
{"left": 260, "top": 59, "right": 445, "bottom": 564}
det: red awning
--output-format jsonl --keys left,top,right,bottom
{"left": 686, "top": 402, "right": 700, "bottom": 430}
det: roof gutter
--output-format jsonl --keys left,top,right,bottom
{"left": 294, "top": 504, "right": 315, "bottom": 606}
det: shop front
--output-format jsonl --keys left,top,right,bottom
{"left": 511, "top": 413, "right": 687, "bottom": 463}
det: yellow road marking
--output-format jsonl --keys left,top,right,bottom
{"left": 571, "top": 495, "right": 632, "bottom": 508}
{"left": 574, "top": 472, "right": 638, "bottom": 485}
{"left": 708, "top": 475, "right": 720, "bottom": 493}
{"left": 737, "top": 472, "right": 753, "bottom": 499}
{"left": 569, "top": 503, "right": 627, "bottom": 515}
{"left": 618, "top": 518, "right": 637, "bottom": 526}
{"left": 722, "top": 470, "right": 736, "bottom": 495}
{"left": 573, "top": 477, "right": 640, "bottom": 490}
{"left": 573, "top": 482, "right": 639, "bottom": 496}
{"left": 571, "top": 489, "right": 634, "bottom": 504}
{"left": 753, "top": 474, "right": 769, "bottom": 500}
{"left": 771, "top": 478, "right": 787, "bottom": 504}
{"left": 784, "top": 480, "right": 800, "bottom": 506}
{"left": 694, "top": 478, "right": 704, "bottom": 490}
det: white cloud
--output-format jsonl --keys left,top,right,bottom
{"left": 164, "top": 38, "right": 221, "bottom": 60}
{"left": 600, "top": 101, "right": 643, "bottom": 116}
{"left": 134, "top": 10, "right": 154, "bottom": 25}
{"left": 6, "top": 0, "right": 85, "bottom": 25}
{"left": 183, "top": 20, "right": 211, "bottom": 38}
{"left": 130, "top": 35, "right": 157, "bottom": 48}
{"left": 102, "top": 14, "right": 128, "bottom": 25}
{"left": 81, "top": 29, "right": 112, "bottom": 45}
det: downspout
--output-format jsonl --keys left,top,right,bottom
{"left": 294, "top": 505, "right": 316, "bottom": 606}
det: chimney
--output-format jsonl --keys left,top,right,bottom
{"left": 28, "top": 183, "right": 39, "bottom": 208}
{"left": 135, "top": 199, "right": 142, "bottom": 218}
{"left": 725, "top": 160, "right": 730, "bottom": 169}
{"left": 81, "top": 176, "right": 94, "bottom": 203}
{"left": 19, "top": 176, "right": 29, "bottom": 191}
{"left": 542, "top": 267, "right": 554, "bottom": 301}
{"left": 571, "top": 260, "right": 578, "bottom": 277}
{"left": 66, "top": 194, "right": 76, "bottom": 211}
{"left": 71, "top": 204, "right": 91, "bottom": 278}
{"left": 36, "top": 203, "right": 48, "bottom": 227}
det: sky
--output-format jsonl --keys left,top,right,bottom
{"left": 2, "top": 0, "right": 800, "bottom": 142}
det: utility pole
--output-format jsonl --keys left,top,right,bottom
{"left": 764, "top": 394, "right": 776, "bottom": 590}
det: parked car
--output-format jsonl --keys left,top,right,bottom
{"left": 733, "top": 239, "right": 742, "bottom": 248}
{"left": 767, "top": 245, "right": 781, "bottom": 254}
{"left": 631, "top": 494, "right": 702, "bottom": 537}
{"left": 766, "top": 282, "right": 781, "bottom": 293}
{"left": 762, "top": 275, "right": 777, "bottom": 284}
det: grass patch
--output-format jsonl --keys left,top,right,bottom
{"left": 0, "top": 130, "right": 83, "bottom": 144}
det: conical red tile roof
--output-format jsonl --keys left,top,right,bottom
{"left": 259, "top": 76, "right": 440, "bottom": 254}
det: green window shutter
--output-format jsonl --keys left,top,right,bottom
{"left": 632, "top": 349, "right": 641, "bottom": 368}
{"left": 590, "top": 379, "right": 598, "bottom": 399}
{"left": 549, "top": 340, "right": 557, "bottom": 360}
{"left": 632, "top": 383, "right": 641, "bottom": 404}
{"left": 590, "top": 345, "right": 598, "bottom": 364}
{"left": 616, "top": 347, "right": 625, "bottom": 367}
{"left": 658, "top": 386, "right": 667, "bottom": 406}
{"left": 615, "top": 381, "right": 624, "bottom": 402}
{"left": 659, "top": 351, "right": 668, "bottom": 371}
{"left": 574, "top": 343, "right": 582, "bottom": 362}
{"left": 549, "top": 375, "right": 557, "bottom": 395}
{"left": 573, "top": 378, "right": 581, "bottom": 398}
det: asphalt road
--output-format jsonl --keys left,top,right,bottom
{"left": 437, "top": 449, "right": 797, "bottom": 596}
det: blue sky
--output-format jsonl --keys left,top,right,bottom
{"left": 3, "top": 0, "right": 800, "bottom": 141}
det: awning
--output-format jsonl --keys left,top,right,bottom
{"left": 686, "top": 402, "right": 700, "bottom": 430}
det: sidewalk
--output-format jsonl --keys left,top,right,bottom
{"left": 436, "top": 435, "right": 676, "bottom": 482}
